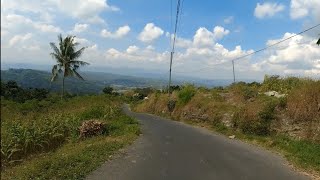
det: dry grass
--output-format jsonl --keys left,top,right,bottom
{"left": 287, "top": 80, "right": 320, "bottom": 122}
{"left": 133, "top": 77, "right": 320, "bottom": 176}
{"left": 286, "top": 80, "right": 320, "bottom": 142}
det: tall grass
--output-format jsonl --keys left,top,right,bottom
{"left": 1, "top": 95, "right": 125, "bottom": 168}
{"left": 287, "top": 80, "right": 320, "bottom": 122}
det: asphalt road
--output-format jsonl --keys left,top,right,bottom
{"left": 87, "top": 105, "right": 308, "bottom": 180}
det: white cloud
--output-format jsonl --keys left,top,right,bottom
{"left": 1, "top": 0, "right": 119, "bottom": 24}
{"left": 1, "top": 0, "right": 56, "bottom": 23}
{"left": 146, "top": 45, "right": 155, "bottom": 51}
{"left": 193, "top": 27, "right": 215, "bottom": 47}
{"left": 105, "top": 45, "right": 170, "bottom": 63}
{"left": 2, "top": 14, "right": 33, "bottom": 29}
{"left": 55, "top": 0, "right": 119, "bottom": 23}
{"left": 22, "top": 44, "right": 41, "bottom": 51}
{"left": 138, "top": 23, "right": 164, "bottom": 43}
{"left": 103, "top": 28, "right": 319, "bottom": 79}
{"left": 9, "top": 33, "right": 32, "bottom": 46}
{"left": 254, "top": 2, "right": 285, "bottom": 19}
{"left": 193, "top": 26, "right": 229, "bottom": 47}
{"left": 167, "top": 33, "right": 192, "bottom": 48}
{"left": 2, "top": 13, "right": 61, "bottom": 33}
{"left": 224, "top": 16, "right": 234, "bottom": 24}
{"left": 213, "top": 26, "right": 230, "bottom": 41}
{"left": 252, "top": 33, "right": 320, "bottom": 76}
{"left": 74, "top": 37, "right": 90, "bottom": 45}
{"left": 1, "top": 30, "right": 9, "bottom": 37}
{"left": 34, "top": 23, "right": 61, "bottom": 33}
{"left": 290, "top": 0, "right": 320, "bottom": 20}
{"left": 72, "top": 23, "right": 89, "bottom": 33}
{"left": 101, "top": 25, "right": 130, "bottom": 39}
{"left": 126, "top": 45, "right": 140, "bottom": 54}
{"left": 104, "top": 27, "right": 251, "bottom": 74}
{"left": 176, "top": 37, "right": 193, "bottom": 48}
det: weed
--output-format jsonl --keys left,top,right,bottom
{"left": 178, "top": 84, "right": 196, "bottom": 105}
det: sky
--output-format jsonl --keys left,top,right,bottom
{"left": 1, "top": 0, "right": 320, "bottom": 80}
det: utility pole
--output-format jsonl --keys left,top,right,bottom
{"left": 232, "top": 60, "right": 235, "bottom": 83}
{"left": 167, "top": 0, "right": 181, "bottom": 113}
{"left": 168, "top": 0, "right": 181, "bottom": 97}
{"left": 168, "top": 52, "right": 173, "bottom": 95}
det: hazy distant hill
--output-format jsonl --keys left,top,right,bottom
{"left": 1, "top": 69, "right": 167, "bottom": 94}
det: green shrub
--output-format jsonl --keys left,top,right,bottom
{"left": 258, "top": 101, "right": 277, "bottom": 121}
{"left": 243, "top": 87, "right": 258, "bottom": 100}
{"left": 103, "top": 86, "right": 113, "bottom": 94}
{"left": 261, "top": 75, "right": 306, "bottom": 94}
{"left": 232, "top": 101, "right": 276, "bottom": 136}
{"left": 278, "top": 97, "right": 287, "bottom": 109}
{"left": 79, "top": 106, "right": 105, "bottom": 120}
{"left": 178, "top": 84, "right": 196, "bottom": 105}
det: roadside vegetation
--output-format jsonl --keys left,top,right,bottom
{"left": 1, "top": 81, "right": 140, "bottom": 179}
{"left": 133, "top": 75, "right": 320, "bottom": 177}
{"left": 1, "top": 34, "right": 140, "bottom": 179}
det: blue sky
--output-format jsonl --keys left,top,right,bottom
{"left": 1, "top": 0, "right": 320, "bottom": 79}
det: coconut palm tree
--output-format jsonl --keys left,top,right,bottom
{"left": 50, "top": 34, "right": 89, "bottom": 99}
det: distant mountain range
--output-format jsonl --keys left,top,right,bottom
{"left": 1, "top": 69, "right": 167, "bottom": 94}
{"left": 1, "top": 68, "right": 260, "bottom": 94}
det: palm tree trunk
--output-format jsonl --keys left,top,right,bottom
{"left": 61, "top": 76, "right": 65, "bottom": 99}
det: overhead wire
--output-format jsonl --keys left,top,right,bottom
{"left": 167, "top": 0, "right": 182, "bottom": 95}
{"left": 171, "top": 24, "right": 320, "bottom": 74}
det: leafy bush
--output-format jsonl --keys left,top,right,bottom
{"left": 258, "top": 101, "right": 277, "bottom": 121}
{"left": 79, "top": 106, "right": 105, "bottom": 120}
{"left": 169, "top": 85, "right": 181, "bottom": 92}
{"left": 1, "top": 81, "right": 49, "bottom": 103}
{"left": 103, "top": 86, "right": 113, "bottom": 94}
{"left": 278, "top": 97, "right": 287, "bottom": 109}
{"left": 178, "top": 84, "right": 196, "bottom": 105}
{"left": 232, "top": 100, "right": 276, "bottom": 136}
{"left": 261, "top": 75, "right": 304, "bottom": 94}
{"left": 134, "top": 87, "right": 154, "bottom": 97}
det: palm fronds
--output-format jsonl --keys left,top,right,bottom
{"left": 49, "top": 34, "right": 89, "bottom": 97}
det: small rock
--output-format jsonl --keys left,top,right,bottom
{"left": 229, "top": 135, "right": 236, "bottom": 139}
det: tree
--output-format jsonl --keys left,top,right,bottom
{"left": 50, "top": 34, "right": 89, "bottom": 99}
{"left": 317, "top": 38, "right": 320, "bottom": 46}
{"left": 103, "top": 86, "right": 113, "bottom": 94}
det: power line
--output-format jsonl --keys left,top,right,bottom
{"left": 171, "top": 24, "right": 320, "bottom": 75}
{"left": 231, "top": 23, "right": 320, "bottom": 63}
{"left": 168, "top": 0, "right": 182, "bottom": 96}
{"left": 169, "top": 0, "right": 173, "bottom": 50}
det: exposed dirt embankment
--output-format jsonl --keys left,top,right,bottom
{"left": 133, "top": 80, "right": 320, "bottom": 178}
{"left": 134, "top": 80, "right": 320, "bottom": 143}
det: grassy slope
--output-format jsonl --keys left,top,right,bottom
{"left": 1, "top": 95, "right": 140, "bottom": 179}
